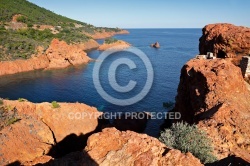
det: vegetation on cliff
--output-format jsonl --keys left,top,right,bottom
{"left": 0, "top": 0, "right": 124, "bottom": 61}
{"left": 104, "top": 37, "right": 118, "bottom": 44}
{"left": 160, "top": 122, "right": 217, "bottom": 164}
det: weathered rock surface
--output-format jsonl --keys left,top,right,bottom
{"left": 0, "top": 100, "right": 101, "bottom": 165}
{"left": 46, "top": 39, "right": 91, "bottom": 69}
{"left": 98, "top": 40, "right": 131, "bottom": 51}
{"left": 0, "top": 38, "right": 99, "bottom": 76}
{"left": 85, "top": 128, "right": 203, "bottom": 166}
{"left": 173, "top": 58, "right": 250, "bottom": 161}
{"left": 199, "top": 23, "right": 250, "bottom": 63}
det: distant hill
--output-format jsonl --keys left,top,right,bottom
{"left": 0, "top": 0, "right": 122, "bottom": 60}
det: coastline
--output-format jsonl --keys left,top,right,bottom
{"left": 0, "top": 30, "right": 129, "bottom": 77}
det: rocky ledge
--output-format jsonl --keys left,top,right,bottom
{"left": 172, "top": 58, "right": 250, "bottom": 162}
{"left": 98, "top": 40, "right": 131, "bottom": 51}
{"left": 199, "top": 23, "right": 250, "bottom": 65}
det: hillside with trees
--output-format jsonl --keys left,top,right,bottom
{"left": 0, "top": 0, "right": 123, "bottom": 60}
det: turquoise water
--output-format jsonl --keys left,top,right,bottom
{"left": 0, "top": 29, "right": 201, "bottom": 136}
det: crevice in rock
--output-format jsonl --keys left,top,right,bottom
{"left": 64, "top": 58, "right": 73, "bottom": 65}
{"left": 217, "top": 50, "right": 227, "bottom": 58}
{"left": 41, "top": 120, "right": 57, "bottom": 145}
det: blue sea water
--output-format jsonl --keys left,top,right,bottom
{"left": 0, "top": 29, "right": 201, "bottom": 136}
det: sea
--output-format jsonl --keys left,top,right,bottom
{"left": 0, "top": 29, "right": 201, "bottom": 137}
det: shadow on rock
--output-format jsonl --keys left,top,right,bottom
{"left": 40, "top": 151, "right": 98, "bottom": 166}
{"left": 47, "top": 115, "right": 110, "bottom": 159}
{"left": 112, "top": 112, "right": 151, "bottom": 133}
{"left": 205, "top": 155, "right": 250, "bottom": 166}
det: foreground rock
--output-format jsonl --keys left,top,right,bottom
{"left": 0, "top": 100, "right": 101, "bottom": 165}
{"left": 40, "top": 128, "right": 202, "bottom": 165}
{"left": 199, "top": 23, "right": 250, "bottom": 64}
{"left": 0, "top": 38, "right": 99, "bottom": 76}
{"left": 173, "top": 58, "right": 250, "bottom": 161}
{"left": 84, "top": 128, "right": 203, "bottom": 166}
{"left": 98, "top": 40, "right": 131, "bottom": 51}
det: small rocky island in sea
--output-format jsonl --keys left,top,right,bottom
{"left": 150, "top": 41, "right": 160, "bottom": 48}
{"left": 0, "top": 0, "right": 250, "bottom": 165}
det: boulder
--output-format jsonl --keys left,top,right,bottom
{"left": 173, "top": 58, "right": 250, "bottom": 161}
{"left": 0, "top": 100, "right": 102, "bottom": 165}
{"left": 85, "top": 128, "right": 203, "bottom": 166}
{"left": 199, "top": 23, "right": 250, "bottom": 64}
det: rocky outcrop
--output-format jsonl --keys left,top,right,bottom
{"left": 199, "top": 23, "right": 250, "bottom": 64}
{"left": 0, "top": 55, "right": 50, "bottom": 76}
{"left": 84, "top": 128, "right": 203, "bottom": 166}
{"left": 150, "top": 42, "right": 160, "bottom": 48}
{"left": 84, "top": 30, "right": 129, "bottom": 40}
{"left": 173, "top": 58, "right": 250, "bottom": 161}
{"left": 46, "top": 39, "right": 91, "bottom": 69}
{"left": 77, "top": 39, "right": 100, "bottom": 51}
{"left": 0, "top": 100, "right": 101, "bottom": 165}
{"left": 36, "top": 128, "right": 202, "bottom": 165}
{"left": 98, "top": 40, "right": 131, "bottom": 51}
{"left": 0, "top": 99, "right": 203, "bottom": 166}
{"left": 0, "top": 38, "right": 99, "bottom": 76}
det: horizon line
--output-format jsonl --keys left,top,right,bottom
{"left": 120, "top": 27, "right": 202, "bottom": 29}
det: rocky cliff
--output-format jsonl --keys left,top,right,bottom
{"left": 0, "top": 100, "right": 101, "bottom": 165}
{"left": 173, "top": 58, "right": 250, "bottom": 161}
{"left": 199, "top": 23, "right": 250, "bottom": 64}
{"left": 0, "top": 38, "right": 99, "bottom": 76}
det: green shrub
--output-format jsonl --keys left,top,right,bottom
{"left": 0, "top": 99, "right": 3, "bottom": 105}
{"left": 104, "top": 37, "right": 118, "bottom": 44}
{"left": 16, "top": 15, "right": 27, "bottom": 23}
{"left": 27, "top": 23, "right": 33, "bottom": 28}
{"left": 51, "top": 101, "right": 60, "bottom": 108}
{"left": 18, "top": 98, "right": 26, "bottom": 102}
{"left": 163, "top": 101, "right": 175, "bottom": 109}
{"left": 6, "top": 117, "right": 21, "bottom": 126}
{"left": 159, "top": 122, "right": 217, "bottom": 164}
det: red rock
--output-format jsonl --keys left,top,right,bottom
{"left": 0, "top": 113, "right": 54, "bottom": 165}
{"left": 199, "top": 23, "right": 250, "bottom": 64}
{"left": 173, "top": 58, "right": 250, "bottom": 160}
{"left": 45, "top": 39, "right": 91, "bottom": 69}
{"left": 0, "top": 39, "right": 100, "bottom": 76}
{"left": 0, "top": 100, "right": 101, "bottom": 165}
{"left": 85, "top": 128, "right": 203, "bottom": 166}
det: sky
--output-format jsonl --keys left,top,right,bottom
{"left": 28, "top": 0, "right": 250, "bottom": 28}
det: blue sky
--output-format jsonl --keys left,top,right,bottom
{"left": 28, "top": 0, "right": 250, "bottom": 28}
